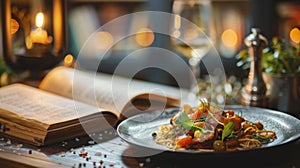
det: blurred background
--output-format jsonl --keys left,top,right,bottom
{"left": 0, "top": 0, "right": 299, "bottom": 116}
{"left": 0, "top": 0, "right": 299, "bottom": 87}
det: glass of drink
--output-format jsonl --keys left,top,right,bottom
{"left": 171, "top": 0, "right": 215, "bottom": 95}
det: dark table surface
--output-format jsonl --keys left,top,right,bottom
{"left": 0, "top": 126, "right": 299, "bottom": 168}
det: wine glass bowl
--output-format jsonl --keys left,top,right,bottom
{"left": 171, "top": 0, "right": 215, "bottom": 85}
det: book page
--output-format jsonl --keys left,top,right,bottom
{"left": 0, "top": 84, "right": 102, "bottom": 129}
{"left": 39, "top": 66, "right": 182, "bottom": 118}
{"left": 39, "top": 67, "right": 122, "bottom": 117}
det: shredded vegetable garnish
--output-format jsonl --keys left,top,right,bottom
{"left": 153, "top": 101, "right": 277, "bottom": 152}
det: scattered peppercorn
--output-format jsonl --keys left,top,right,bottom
{"left": 79, "top": 151, "right": 88, "bottom": 158}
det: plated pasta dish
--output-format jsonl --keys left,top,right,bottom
{"left": 152, "top": 101, "right": 277, "bottom": 152}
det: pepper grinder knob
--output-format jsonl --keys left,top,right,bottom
{"left": 242, "top": 28, "right": 268, "bottom": 107}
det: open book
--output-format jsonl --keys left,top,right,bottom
{"left": 0, "top": 66, "right": 182, "bottom": 146}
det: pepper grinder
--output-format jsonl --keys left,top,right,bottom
{"left": 242, "top": 28, "right": 268, "bottom": 107}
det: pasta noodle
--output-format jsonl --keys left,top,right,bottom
{"left": 152, "top": 101, "right": 277, "bottom": 152}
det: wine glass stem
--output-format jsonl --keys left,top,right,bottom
{"left": 189, "top": 57, "right": 201, "bottom": 95}
{"left": 189, "top": 57, "right": 201, "bottom": 81}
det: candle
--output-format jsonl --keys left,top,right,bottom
{"left": 30, "top": 28, "right": 49, "bottom": 44}
{"left": 29, "top": 12, "right": 52, "bottom": 45}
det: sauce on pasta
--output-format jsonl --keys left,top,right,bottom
{"left": 153, "top": 101, "right": 277, "bottom": 152}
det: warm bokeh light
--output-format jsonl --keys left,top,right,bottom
{"left": 36, "top": 12, "right": 44, "bottom": 28}
{"left": 173, "top": 14, "right": 181, "bottom": 38}
{"left": 290, "top": 27, "right": 300, "bottom": 44}
{"left": 221, "top": 29, "right": 238, "bottom": 48}
{"left": 174, "top": 14, "right": 181, "bottom": 30}
{"left": 135, "top": 28, "right": 155, "bottom": 47}
{"left": 173, "top": 30, "right": 181, "bottom": 38}
{"left": 25, "top": 36, "right": 33, "bottom": 49}
{"left": 93, "top": 31, "right": 114, "bottom": 50}
{"left": 63, "top": 54, "right": 74, "bottom": 67}
{"left": 10, "top": 19, "right": 19, "bottom": 35}
{"left": 184, "top": 29, "right": 199, "bottom": 41}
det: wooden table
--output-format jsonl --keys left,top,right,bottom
{"left": 0, "top": 126, "right": 299, "bottom": 168}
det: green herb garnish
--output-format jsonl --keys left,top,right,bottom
{"left": 222, "top": 122, "right": 234, "bottom": 141}
{"left": 174, "top": 112, "right": 213, "bottom": 133}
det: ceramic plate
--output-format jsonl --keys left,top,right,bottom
{"left": 117, "top": 106, "right": 300, "bottom": 153}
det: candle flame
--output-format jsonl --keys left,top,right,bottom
{"left": 36, "top": 12, "right": 44, "bottom": 28}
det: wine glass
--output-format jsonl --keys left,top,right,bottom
{"left": 171, "top": 0, "right": 216, "bottom": 96}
